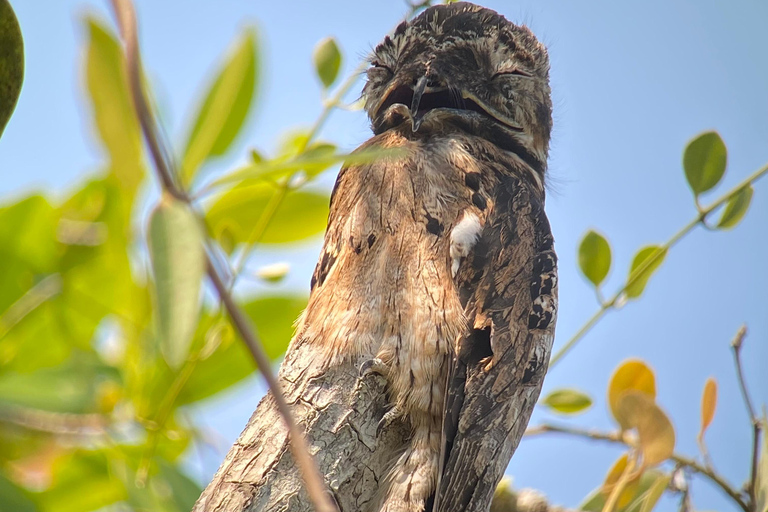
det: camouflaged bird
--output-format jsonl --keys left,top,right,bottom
{"left": 296, "top": 3, "right": 558, "bottom": 511}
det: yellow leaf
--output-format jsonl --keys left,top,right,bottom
{"left": 609, "top": 359, "right": 657, "bottom": 429}
{"left": 637, "top": 474, "right": 670, "bottom": 512}
{"left": 617, "top": 391, "right": 676, "bottom": 467}
{"left": 601, "top": 454, "right": 643, "bottom": 510}
{"left": 698, "top": 377, "right": 717, "bottom": 442}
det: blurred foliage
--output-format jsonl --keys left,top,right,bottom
{"left": 0, "top": 1, "right": 766, "bottom": 512}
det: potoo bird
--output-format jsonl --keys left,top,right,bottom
{"left": 194, "top": 3, "right": 556, "bottom": 512}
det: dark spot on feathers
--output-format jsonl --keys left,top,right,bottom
{"left": 458, "top": 326, "right": 492, "bottom": 365}
{"left": 472, "top": 192, "right": 487, "bottom": 210}
{"left": 464, "top": 172, "right": 481, "bottom": 191}
{"left": 425, "top": 213, "right": 443, "bottom": 235}
{"left": 528, "top": 308, "right": 553, "bottom": 330}
{"left": 350, "top": 235, "right": 362, "bottom": 254}
{"left": 367, "top": 233, "right": 376, "bottom": 248}
{"left": 311, "top": 250, "right": 337, "bottom": 290}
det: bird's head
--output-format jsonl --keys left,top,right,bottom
{"left": 363, "top": 2, "right": 552, "bottom": 170}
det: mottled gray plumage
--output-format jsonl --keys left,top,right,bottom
{"left": 194, "top": 4, "right": 557, "bottom": 512}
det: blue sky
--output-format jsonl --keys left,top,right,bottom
{"left": 1, "top": 1, "right": 766, "bottom": 511}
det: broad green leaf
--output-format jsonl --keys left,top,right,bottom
{"left": 157, "top": 461, "right": 203, "bottom": 512}
{"left": 85, "top": 18, "right": 143, "bottom": 192}
{"left": 609, "top": 359, "right": 656, "bottom": 429}
{"left": 578, "top": 230, "right": 611, "bottom": 287}
{"left": 717, "top": 185, "right": 753, "bottom": 229}
{"left": 683, "top": 131, "right": 727, "bottom": 196}
{"left": 581, "top": 469, "right": 666, "bottom": 512}
{"left": 698, "top": 377, "right": 717, "bottom": 443}
{"left": 625, "top": 245, "right": 666, "bottom": 299}
{"left": 313, "top": 37, "right": 342, "bottom": 88}
{"left": 181, "top": 29, "right": 258, "bottom": 183}
{"left": 617, "top": 391, "right": 676, "bottom": 467}
{"left": 148, "top": 196, "right": 205, "bottom": 369}
{"left": 0, "top": 472, "right": 38, "bottom": 512}
{"left": 756, "top": 412, "right": 768, "bottom": 512}
{"left": 0, "top": 353, "right": 120, "bottom": 413}
{"left": 178, "top": 295, "right": 306, "bottom": 404}
{"left": 635, "top": 474, "right": 670, "bottom": 512}
{"left": 206, "top": 181, "right": 329, "bottom": 246}
{"left": 0, "top": 0, "right": 24, "bottom": 138}
{"left": 541, "top": 388, "right": 593, "bottom": 414}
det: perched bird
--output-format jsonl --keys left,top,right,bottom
{"left": 300, "top": 3, "right": 558, "bottom": 511}
{"left": 194, "top": 4, "right": 557, "bottom": 512}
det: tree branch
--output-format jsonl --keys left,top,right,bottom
{"left": 106, "top": 1, "right": 335, "bottom": 510}
{"left": 525, "top": 423, "right": 751, "bottom": 512}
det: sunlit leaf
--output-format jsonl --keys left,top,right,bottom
{"left": 0, "top": 0, "right": 24, "bottom": 138}
{"left": 0, "top": 472, "right": 38, "bottom": 512}
{"left": 578, "top": 230, "right": 611, "bottom": 287}
{"left": 256, "top": 262, "right": 290, "bottom": 283}
{"left": 85, "top": 18, "right": 143, "bottom": 192}
{"left": 617, "top": 391, "right": 675, "bottom": 467}
{"left": 490, "top": 478, "right": 517, "bottom": 512}
{"left": 601, "top": 454, "right": 642, "bottom": 510}
{"left": 698, "top": 377, "right": 717, "bottom": 443}
{"left": 717, "top": 185, "right": 753, "bottom": 229}
{"left": 148, "top": 196, "right": 205, "bottom": 369}
{"left": 181, "top": 29, "right": 258, "bottom": 183}
{"left": 683, "top": 131, "right": 727, "bottom": 197}
{"left": 541, "top": 388, "right": 593, "bottom": 414}
{"left": 625, "top": 245, "right": 667, "bottom": 299}
{"left": 313, "top": 36, "right": 342, "bottom": 88}
{"left": 582, "top": 464, "right": 666, "bottom": 512}
{"left": 206, "top": 181, "right": 329, "bottom": 246}
{"left": 636, "top": 474, "right": 670, "bottom": 512}
{"left": 609, "top": 359, "right": 656, "bottom": 429}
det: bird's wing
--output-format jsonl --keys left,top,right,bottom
{"left": 435, "top": 171, "right": 557, "bottom": 512}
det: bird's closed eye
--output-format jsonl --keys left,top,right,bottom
{"left": 492, "top": 68, "right": 532, "bottom": 79}
{"left": 371, "top": 60, "right": 393, "bottom": 73}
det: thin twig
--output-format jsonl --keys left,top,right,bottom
{"left": 525, "top": 423, "right": 751, "bottom": 512}
{"left": 550, "top": 162, "right": 768, "bottom": 367}
{"left": 731, "top": 324, "right": 761, "bottom": 509}
{"left": 107, "top": 1, "right": 336, "bottom": 510}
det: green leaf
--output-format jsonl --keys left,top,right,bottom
{"left": 0, "top": 0, "right": 24, "bottom": 138}
{"left": 148, "top": 196, "right": 205, "bottom": 369}
{"left": 181, "top": 29, "right": 258, "bottom": 183}
{"left": 178, "top": 295, "right": 306, "bottom": 404}
{"left": 157, "top": 461, "right": 203, "bottom": 512}
{"left": 635, "top": 474, "right": 670, "bottom": 512}
{"left": 206, "top": 182, "right": 329, "bottom": 246}
{"left": 0, "top": 472, "right": 38, "bottom": 512}
{"left": 84, "top": 18, "right": 143, "bottom": 192}
{"left": 313, "top": 37, "right": 342, "bottom": 88}
{"left": 717, "top": 185, "right": 753, "bottom": 229}
{"left": 683, "top": 131, "right": 727, "bottom": 196}
{"left": 581, "top": 470, "right": 666, "bottom": 512}
{"left": 625, "top": 245, "right": 667, "bottom": 299}
{"left": 0, "top": 354, "right": 120, "bottom": 413}
{"left": 541, "top": 388, "right": 593, "bottom": 414}
{"left": 578, "top": 230, "right": 612, "bottom": 287}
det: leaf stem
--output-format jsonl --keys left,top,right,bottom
{"left": 107, "top": 1, "right": 337, "bottom": 510}
{"left": 525, "top": 423, "right": 751, "bottom": 512}
{"left": 730, "top": 324, "right": 761, "bottom": 510}
{"left": 550, "top": 162, "right": 768, "bottom": 367}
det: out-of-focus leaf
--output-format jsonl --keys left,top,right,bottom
{"left": 34, "top": 450, "right": 125, "bottom": 512}
{"left": 609, "top": 359, "right": 656, "bottom": 429}
{"left": 541, "top": 388, "right": 592, "bottom": 414}
{"left": 157, "top": 461, "right": 203, "bottom": 512}
{"left": 148, "top": 196, "right": 205, "bottom": 369}
{"left": 625, "top": 245, "right": 667, "bottom": 299}
{"left": 313, "top": 37, "right": 342, "bottom": 88}
{"left": 255, "top": 262, "right": 290, "bottom": 283}
{"left": 206, "top": 181, "right": 329, "bottom": 246}
{"left": 578, "top": 230, "right": 611, "bottom": 287}
{"left": 698, "top": 377, "right": 717, "bottom": 443}
{"left": 717, "top": 185, "right": 753, "bottom": 229}
{"left": 581, "top": 468, "right": 666, "bottom": 512}
{"left": 0, "top": 0, "right": 24, "bottom": 138}
{"left": 177, "top": 295, "right": 306, "bottom": 404}
{"left": 0, "top": 354, "right": 120, "bottom": 413}
{"left": 617, "top": 391, "right": 675, "bottom": 467}
{"left": 755, "top": 412, "right": 768, "bottom": 512}
{"left": 85, "top": 18, "right": 143, "bottom": 192}
{"left": 0, "top": 472, "right": 38, "bottom": 512}
{"left": 601, "top": 454, "right": 642, "bottom": 510}
{"left": 635, "top": 474, "right": 670, "bottom": 512}
{"left": 490, "top": 477, "right": 517, "bottom": 512}
{"left": 683, "top": 131, "right": 726, "bottom": 197}
{"left": 181, "top": 29, "right": 258, "bottom": 183}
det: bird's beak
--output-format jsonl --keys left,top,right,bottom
{"left": 409, "top": 75, "right": 428, "bottom": 132}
